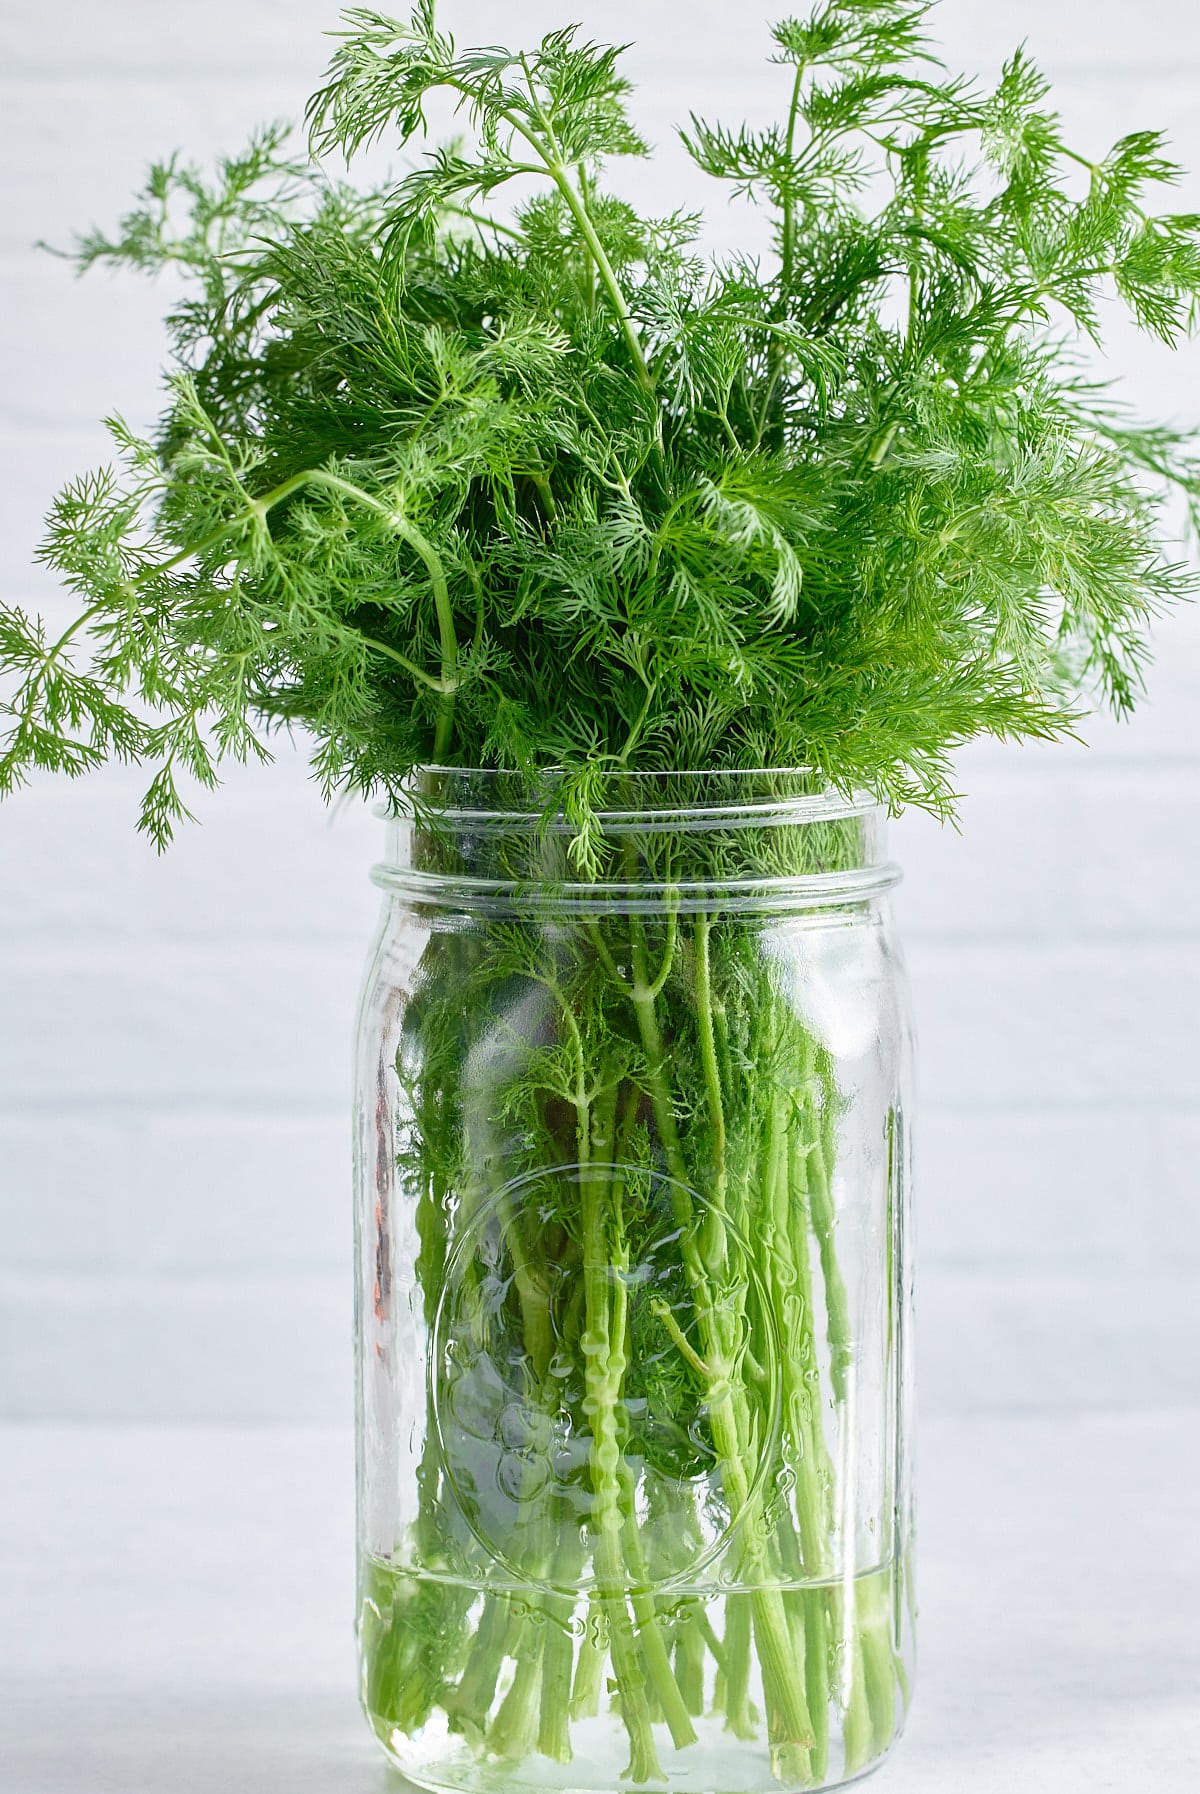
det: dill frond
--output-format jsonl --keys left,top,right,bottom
{"left": 6, "top": 0, "right": 1200, "bottom": 837}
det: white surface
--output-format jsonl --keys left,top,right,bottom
{"left": 2, "top": 1413, "right": 1198, "bottom": 1792}
{"left": 3, "top": 0, "right": 1200, "bottom": 1422}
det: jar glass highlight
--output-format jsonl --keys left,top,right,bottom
{"left": 354, "top": 770, "right": 915, "bottom": 1793}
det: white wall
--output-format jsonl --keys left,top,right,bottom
{"left": 2, "top": 0, "right": 1199, "bottom": 1421}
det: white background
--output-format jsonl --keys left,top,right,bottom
{"left": 2, "top": 0, "right": 1200, "bottom": 1435}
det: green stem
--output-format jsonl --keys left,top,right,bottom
{"left": 840, "top": 1607, "right": 874, "bottom": 1778}
{"left": 500, "top": 78, "right": 654, "bottom": 394}
{"left": 578, "top": 1078, "right": 663, "bottom": 1785}
{"left": 803, "top": 1590, "right": 831, "bottom": 1785}
{"left": 693, "top": 917, "right": 729, "bottom": 1272}
{"left": 538, "top": 1515, "right": 582, "bottom": 1763}
{"left": 493, "top": 1177, "right": 554, "bottom": 1381}
{"left": 616, "top": 675, "right": 659, "bottom": 767}
{"left": 386, "top": 510, "right": 458, "bottom": 761}
{"left": 786, "top": 1127, "right": 837, "bottom": 1572}
{"left": 577, "top": 162, "right": 598, "bottom": 314}
{"left": 674, "top": 1610, "right": 707, "bottom": 1716}
{"left": 547, "top": 172, "right": 652, "bottom": 392}
{"left": 570, "top": 1612, "right": 606, "bottom": 1721}
{"left": 444, "top": 1595, "right": 510, "bottom": 1738}
{"left": 722, "top": 1595, "right": 756, "bottom": 1740}
{"left": 862, "top": 1607, "right": 898, "bottom": 1759}
{"left": 489, "top": 1635, "right": 545, "bottom": 1761}
{"left": 628, "top": 921, "right": 815, "bottom": 1765}
{"left": 804, "top": 1050, "right": 853, "bottom": 1405}
{"left": 614, "top": 1457, "right": 698, "bottom": 1748}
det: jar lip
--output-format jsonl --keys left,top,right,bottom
{"left": 380, "top": 765, "right": 882, "bottom": 828}
{"left": 370, "top": 863, "right": 902, "bottom": 915}
{"left": 371, "top": 767, "right": 897, "bottom": 911}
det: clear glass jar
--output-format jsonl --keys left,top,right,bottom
{"left": 354, "top": 770, "right": 915, "bottom": 1794}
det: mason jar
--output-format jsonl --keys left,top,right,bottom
{"left": 353, "top": 769, "right": 915, "bottom": 1793}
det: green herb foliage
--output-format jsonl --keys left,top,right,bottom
{"left": 5, "top": 0, "right": 1200, "bottom": 846}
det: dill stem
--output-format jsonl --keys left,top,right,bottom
{"left": 796, "top": 1039, "right": 903, "bottom": 1763}
{"left": 860, "top": 1575, "right": 899, "bottom": 1757}
{"left": 493, "top": 1177, "right": 553, "bottom": 1381}
{"left": 578, "top": 1078, "right": 662, "bottom": 1785}
{"left": 674, "top": 1610, "right": 707, "bottom": 1716}
{"left": 489, "top": 1638, "right": 544, "bottom": 1761}
{"left": 577, "top": 162, "right": 598, "bottom": 314}
{"left": 723, "top": 1594, "right": 756, "bottom": 1739}
{"left": 765, "top": 1052, "right": 835, "bottom": 1781}
{"left": 785, "top": 1126, "right": 836, "bottom": 1574}
{"left": 616, "top": 677, "right": 659, "bottom": 767}
{"left": 841, "top": 1616, "right": 873, "bottom": 1776}
{"left": 552, "top": 165, "right": 654, "bottom": 391}
{"left": 803, "top": 1590, "right": 831, "bottom": 1785}
{"left": 569, "top": 1616, "right": 605, "bottom": 1721}
{"left": 612, "top": 1448, "right": 698, "bottom": 1745}
{"left": 383, "top": 511, "right": 458, "bottom": 760}
{"left": 804, "top": 1044, "right": 854, "bottom": 1405}
{"left": 498, "top": 80, "right": 653, "bottom": 394}
{"left": 693, "top": 917, "right": 729, "bottom": 1272}
{"left": 604, "top": 1083, "right": 697, "bottom": 1750}
{"left": 628, "top": 917, "right": 814, "bottom": 1761}
{"left": 537, "top": 1517, "right": 581, "bottom": 1764}
{"left": 445, "top": 1594, "right": 509, "bottom": 1735}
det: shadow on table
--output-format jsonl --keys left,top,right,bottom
{"left": 3, "top": 1685, "right": 396, "bottom": 1794}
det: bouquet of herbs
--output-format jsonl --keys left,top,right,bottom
{"left": 4, "top": 2, "right": 1199, "bottom": 1788}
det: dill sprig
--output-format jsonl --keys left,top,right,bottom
{"left": 5, "top": 0, "right": 1200, "bottom": 844}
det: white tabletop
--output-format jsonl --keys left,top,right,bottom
{"left": 3, "top": 1412, "right": 1198, "bottom": 1793}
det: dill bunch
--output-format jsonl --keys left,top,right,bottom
{"left": 4, "top": 0, "right": 1200, "bottom": 844}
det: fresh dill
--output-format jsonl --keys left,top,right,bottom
{"left": 4, "top": 0, "right": 1199, "bottom": 846}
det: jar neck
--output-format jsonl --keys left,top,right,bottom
{"left": 372, "top": 768, "right": 899, "bottom": 917}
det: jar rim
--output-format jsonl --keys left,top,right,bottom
{"left": 386, "top": 765, "right": 882, "bottom": 829}
{"left": 372, "top": 767, "right": 899, "bottom": 915}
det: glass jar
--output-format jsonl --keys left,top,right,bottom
{"left": 354, "top": 770, "right": 915, "bottom": 1794}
